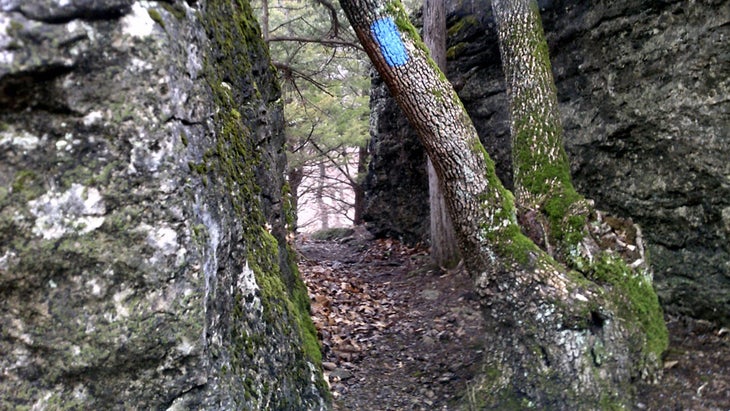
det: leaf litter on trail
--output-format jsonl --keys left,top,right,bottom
{"left": 297, "top": 231, "right": 730, "bottom": 411}
{"left": 299, "top": 257, "right": 398, "bottom": 365}
{"left": 297, "top": 235, "right": 487, "bottom": 409}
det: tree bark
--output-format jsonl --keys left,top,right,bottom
{"left": 353, "top": 144, "right": 368, "bottom": 225}
{"left": 262, "top": 0, "right": 270, "bottom": 42}
{"left": 317, "top": 161, "right": 330, "bottom": 229}
{"left": 288, "top": 166, "right": 304, "bottom": 232}
{"left": 493, "top": 0, "right": 581, "bottom": 260}
{"left": 337, "top": 0, "right": 667, "bottom": 408}
{"left": 424, "top": 0, "right": 460, "bottom": 268}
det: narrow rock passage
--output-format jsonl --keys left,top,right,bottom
{"left": 297, "top": 228, "right": 486, "bottom": 410}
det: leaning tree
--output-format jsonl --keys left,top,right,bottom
{"left": 336, "top": 0, "right": 667, "bottom": 408}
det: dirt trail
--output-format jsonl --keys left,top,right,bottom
{"left": 296, "top": 229, "right": 729, "bottom": 410}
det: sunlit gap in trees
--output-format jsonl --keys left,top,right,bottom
{"left": 296, "top": 149, "right": 361, "bottom": 232}
{"left": 253, "top": 0, "right": 374, "bottom": 233}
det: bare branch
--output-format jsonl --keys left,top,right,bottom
{"left": 313, "top": 0, "right": 341, "bottom": 37}
{"left": 288, "top": 123, "right": 317, "bottom": 154}
{"left": 310, "top": 139, "right": 359, "bottom": 186}
{"left": 273, "top": 62, "right": 334, "bottom": 96}
{"left": 268, "top": 36, "right": 363, "bottom": 51}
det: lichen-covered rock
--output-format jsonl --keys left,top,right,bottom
{"left": 366, "top": 0, "right": 729, "bottom": 324}
{"left": 0, "top": 0, "right": 328, "bottom": 409}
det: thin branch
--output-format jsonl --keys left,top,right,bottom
{"left": 310, "top": 139, "right": 359, "bottom": 186}
{"left": 313, "top": 0, "right": 341, "bottom": 37}
{"left": 289, "top": 123, "right": 317, "bottom": 154}
{"left": 269, "top": 15, "right": 309, "bottom": 35}
{"left": 273, "top": 62, "right": 334, "bottom": 96}
{"left": 268, "top": 36, "right": 363, "bottom": 51}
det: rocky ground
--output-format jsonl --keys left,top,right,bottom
{"left": 296, "top": 227, "right": 729, "bottom": 411}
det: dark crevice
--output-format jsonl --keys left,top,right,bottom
{"left": 539, "top": 345, "right": 551, "bottom": 368}
{"left": 160, "top": 382, "right": 208, "bottom": 410}
{"left": 164, "top": 115, "right": 204, "bottom": 126}
{"left": 589, "top": 310, "right": 606, "bottom": 335}
{"left": 0, "top": 65, "right": 77, "bottom": 114}
{"left": 11, "top": 3, "right": 132, "bottom": 25}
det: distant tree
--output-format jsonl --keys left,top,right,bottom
{"left": 254, "top": 0, "right": 370, "bottom": 231}
{"left": 337, "top": 0, "right": 667, "bottom": 408}
{"left": 283, "top": 75, "right": 370, "bottom": 230}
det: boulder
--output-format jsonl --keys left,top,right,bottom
{"left": 0, "top": 0, "right": 328, "bottom": 408}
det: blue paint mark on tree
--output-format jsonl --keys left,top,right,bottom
{"left": 371, "top": 17, "right": 409, "bottom": 67}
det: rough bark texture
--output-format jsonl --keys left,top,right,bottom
{"left": 424, "top": 0, "right": 460, "bottom": 268}
{"left": 339, "top": 0, "right": 494, "bottom": 274}
{"left": 366, "top": 0, "right": 730, "bottom": 324}
{"left": 0, "top": 0, "right": 328, "bottom": 408}
{"left": 494, "top": 0, "right": 571, "bottom": 208}
{"left": 492, "top": 0, "right": 586, "bottom": 266}
{"left": 338, "top": 0, "right": 665, "bottom": 408}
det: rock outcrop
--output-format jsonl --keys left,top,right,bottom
{"left": 364, "top": 72, "right": 429, "bottom": 245}
{"left": 0, "top": 0, "right": 328, "bottom": 408}
{"left": 365, "top": 0, "right": 729, "bottom": 323}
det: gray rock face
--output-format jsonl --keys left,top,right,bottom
{"left": 364, "top": 72, "right": 429, "bottom": 245}
{"left": 0, "top": 0, "right": 328, "bottom": 408}
{"left": 366, "top": 0, "right": 729, "bottom": 323}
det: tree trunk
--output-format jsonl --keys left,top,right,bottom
{"left": 262, "top": 0, "right": 270, "bottom": 42}
{"left": 353, "top": 144, "right": 368, "bottom": 225}
{"left": 317, "top": 161, "right": 329, "bottom": 229}
{"left": 288, "top": 166, "right": 304, "bottom": 232}
{"left": 493, "top": 0, "right": 579, "bottom": 260}
{"left": 424, "top": 0, "right": 460, "bottom": 268}
{"left": 337, "top": 0, "right": 667, "bottom": 408}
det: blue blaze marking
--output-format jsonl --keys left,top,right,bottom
{"left": 370, "top": 17, "right": 409, "bottom": 67}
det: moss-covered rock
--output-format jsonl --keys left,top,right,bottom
{"left": 0, "top": 0, "right": 328, "bottom": 408}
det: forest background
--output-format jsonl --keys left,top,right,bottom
{"left": 253, "top": 0, "right": 421, "bottom": 232}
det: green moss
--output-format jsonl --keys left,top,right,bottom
{"left": 200, "top": 0, "right": 328, "bottom": 402}
{"left": 283, "top": 242, "right": 326, "bottom": 374}
{"left": 55, "top": 158, "right": 101, "bottom": 191}
{"left": 243, "top": 229, "right": 323, "bottom": 367}
{"left": 37, "top": 392, "right": 88, "bottom": 411}
{"left": 85, "top": 162, "right": 117, "bottom": 186}
{"left": 596, "top": 391, "right": 626, "bottom": 411}
{"left": 446, "top": 42, "right": 466, "bottom": 60}
{"left": 503, "top": 0, "right": 588, "bottom": 256}
{"left": 466, "top": 364, "right": 536, "bottom": 411}
{"left": 542, "top": 186, "right": 585, "bottom": 244}
{"left": 281, "top": 182, "right": 296, "bottom": 231}
{"left": 147, "top": 9, "right": 165, "bottom": 29}
{"left": 11, "top": 170, "right": 37, "bottom": 192}
{"left": 511, "top": 97, "right": 589, "bottom": 259}
{"left": 160, "top": 2, "right": 187, "bottom": 20}
{"left": 187, "top": 161, "right": 208, "bottom": 175}
{"left": 10, "top": 170, "right": 44, "bottom": 202}
{"left": 310, "top": 227, "right": 354, "bottom": 241}
{"left": 290, "top": 269, "right": 323, "bottom": 364}
{"left": 190, "top": 223, "right": 206, "bottom": 241}
{"left": 469, "top": 138, "right": 542, "bottom": 266}
{"left": 447, "top": 15, "right": 478, "bottom": 37}
{"left": 7, "top": 19, "right": 23, "bottom": 35}
{"left": 589, "top": 254, "right": 668, "bottom": 360}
